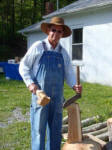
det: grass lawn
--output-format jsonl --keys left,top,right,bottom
{"left": 0, "top": 74, "right": 112, "bottom": 149}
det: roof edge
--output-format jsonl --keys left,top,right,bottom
{"left": 43, "top": 2, "right": 112, "bottom": 19}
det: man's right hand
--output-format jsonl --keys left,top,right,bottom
{"left": 28, "top": 83, "right": 38, "bottom": 94}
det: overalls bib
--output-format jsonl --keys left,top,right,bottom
{"left": 30, "top": 41, "right": 65, "bottom": 150}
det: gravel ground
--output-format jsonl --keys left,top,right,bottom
{"left": 0, "top": 107, "right": 30, "bottom": 128}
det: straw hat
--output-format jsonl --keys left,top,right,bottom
{"left": 41, "top": 17, "right": 71, "bottom": 38}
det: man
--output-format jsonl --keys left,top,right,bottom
{"left": 19, "top": 17, "right": 82, "bottom": 150}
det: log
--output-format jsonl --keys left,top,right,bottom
{"left": 107, "top": 118, "right": 112, "bottom": 141}
{"left": 62, "top": 130, "right": 108, "bottom": 142}
{"left": 81, "top": 116, "right": 100, "bottom": 127}
{"left": 62, "top": 115, "right": 100, "bottom": 126}
{"left": 88, "top": 127, "right": 108, "bottom": 136}
{"left": 96, "top": 132, "right": 108, "bottom": 141}
{"left": 82, "top": 121, "right": 107, "bottom": 134}
{"left": 62, "top": 122, "right": 107, "bottom": 134}
{"left": 62, "top": 124, "right": 68, "bottom": 133}
{"left": 62, "top": 133, "right": 68, "bottom": 140}
{"left": 63, "top": 116, "right": 68, "bottom": 124}
{"left": 83, "top": 134, "right": 106, "bottom": 148}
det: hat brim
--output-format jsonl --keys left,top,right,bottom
{"left": 41, "top": 22, "right": 71, "bottom": 38}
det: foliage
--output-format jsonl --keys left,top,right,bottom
{"left": 0, "top": 0, "right": 77, "bottom": 61}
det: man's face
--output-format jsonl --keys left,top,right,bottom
{"left": 48, "top": 25, "right": 63, "bottom": 44}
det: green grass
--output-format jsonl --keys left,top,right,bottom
{"left": 0, "top": 74, "right": 112, "bottom": 149}
{"left": 64, "top": 81, "right": 112, "bottom": 121}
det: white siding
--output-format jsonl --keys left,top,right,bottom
{"left": 82, "top": 23, "right": 112, "bottom": 85}
{"left": 60, "top": 37, "right": 71, "bottom": 57}
{"left": 64, "top": 6, "right": 112, "bottom": 86}
{"left": 27, "top": 31, "right": 47, "bottom": 49}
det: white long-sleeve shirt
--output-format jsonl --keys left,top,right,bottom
{"left": 19, "top": 38, "right": 76, "bottom": 88}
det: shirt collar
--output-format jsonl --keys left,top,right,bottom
{"left": 44, "top": 38, "right": 61, "bottom": 52}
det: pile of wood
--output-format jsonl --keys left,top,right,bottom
{"left": 62, "top": 115, "right": 109, "bottom": 142}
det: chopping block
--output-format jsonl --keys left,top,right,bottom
{"left": 62, "top": 103, "right": 103, "bottom": 150}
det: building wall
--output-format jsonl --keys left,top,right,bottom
{"left": 27, "top": 31, "right": 47, "bottom": 49}
{"left": 83, "top": 23, "right": 112, "bottom": 85}
{"left": 64, "top": 6, "right": 112, "bottom": 86}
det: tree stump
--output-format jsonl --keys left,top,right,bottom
{"left": 62, "top": 103, "right": 102, "bottom": 150}
{"left": 62, "top": 138, "right": 102, "bottom": 150}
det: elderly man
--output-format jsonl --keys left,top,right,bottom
{"left": 19, "top": 17, "right": 82, "bottom": 150}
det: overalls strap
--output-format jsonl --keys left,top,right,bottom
{"left": 42, "top": 41, "right": 48, "bottom": 51}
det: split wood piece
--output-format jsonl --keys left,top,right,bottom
{"left": 107, "top": 118, "right": 112, "bottom": 141}
{"left": 66, "top": 103, "right": 82, "bottom": 143}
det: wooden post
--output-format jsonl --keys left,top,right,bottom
{"left": 107, "top": 118, "right": 112, "bottom": 141}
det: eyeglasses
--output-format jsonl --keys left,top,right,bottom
{"left": 51, "top": 29, "right": 63, "bottom": 34}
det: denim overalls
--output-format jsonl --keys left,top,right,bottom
{"left": 30, "top": 42, "right": 65, "bottom": 150}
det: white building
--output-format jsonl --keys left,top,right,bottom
{"left": 19, "top": 0, "right": 112, "bottom": 86}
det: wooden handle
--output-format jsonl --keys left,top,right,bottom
{"left": 76, "top": 66, "right": 80, "bottom": 85}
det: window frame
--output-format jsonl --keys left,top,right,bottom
{"left": 71, "top": 27, "right": 83, "bottom": 62}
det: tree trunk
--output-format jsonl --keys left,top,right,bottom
{"left": 32, "top": 0, "right": 37, "bottom": 24}
{"left": 11, "top": 0, "right": 15, "bottom": 36}
{"left": 20, "top": 0, "right": 23, "bottom": 27}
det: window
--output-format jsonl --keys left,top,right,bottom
{"left": 72, "top": 28, "right": 83, "bottom": 60}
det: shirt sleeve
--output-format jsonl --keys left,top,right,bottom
{"left": 19, "top": 41, "right": 42, "bottom": 87}
{"left": 62, "top": 48, "right": 76, "bottom": 88}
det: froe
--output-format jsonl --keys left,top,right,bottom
{"left": 63, "top": 66, "right": 81, "bottom": 108}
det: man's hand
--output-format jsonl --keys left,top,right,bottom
{"left": 28, "top": 83, "right": 38, "bottom": 94}
{"left": 73, "top": 84, "right": 82, "bottom": 94}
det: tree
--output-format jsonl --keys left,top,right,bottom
{"left": 0, "top": 0, "right": 77, "bottom": 60}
